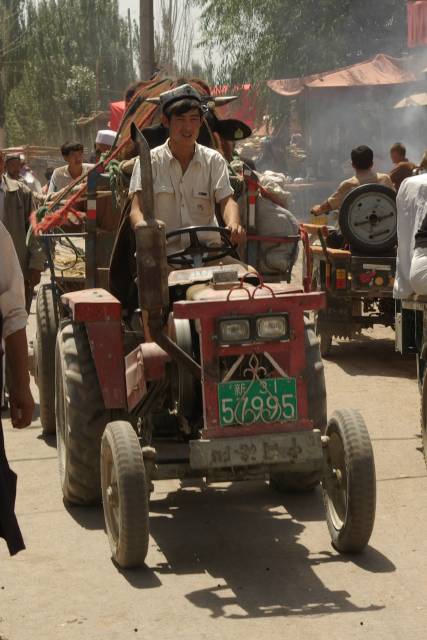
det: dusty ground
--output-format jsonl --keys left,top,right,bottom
{"left": 1, "top": 309, "right": 426, "bottom": 639}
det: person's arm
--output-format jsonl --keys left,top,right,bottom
{"left": 311, "top": 180, "right": 349, "bottom": 216}
{"left": 211, "top": 152, "right": 245, "bottom": 243}
{"left": 0, "top": 223, "right": 34, "bottom": 428}
{"left": 130, "top": 191, "right": 146, "bottom": 229}
{"left": 5, "top": 329, "right": 34, "bottom": 428}
{"left": 383, "top": 173, "right": 396, "bottom": 190}
{"left": 221, "top": 195, "right": 246, "bottom": 244}
{"left": 311, "top": 201, "right": 332, "bottom": 216}
{"left": 128, "top": 157, "right": 162, "bottom": 230}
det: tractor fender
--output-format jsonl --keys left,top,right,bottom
{"left": 61, "top": 288, "right": 126, "bottom": 409}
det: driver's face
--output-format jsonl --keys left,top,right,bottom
{"left": 163, "top": 108, "right": 202, "bottom": 147}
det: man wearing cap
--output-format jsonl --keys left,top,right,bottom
{"left": 0, "top": 151, "right": 45, "bottom": 312}
{"left": 94, "top": 129, "right": 116, "bottom": 161}
{"left": 129, "top": 84, "right": 245, "bottom": 252}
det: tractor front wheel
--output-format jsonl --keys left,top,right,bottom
{"left": 101, "top": 421, "right": 149, "bottom": 569}
{"left": 35, "top": 284, "right": 59, "bottom": 434}
{"left": 55, "top": 321, "right": 112, "bottom": 505}
{"left": 322, "top": 409, "right": 376, "bottom": 553}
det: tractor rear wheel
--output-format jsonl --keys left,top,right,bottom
{"left": 56, "top": 321, "right": 112, "bottom": 505}
{"left": 101, "top": 421, "right": 149, "bottom": 569}
{"left": 322, "top": 409, "right": 376, "bottom": 553}
{"left": 269, "top": 317, "right": 326, "bottom": 493}
{"left": 35, "top": 284, "right": 59, "bottom": 434}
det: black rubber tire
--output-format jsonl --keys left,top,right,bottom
{"left": 55, "top": 321, "right": 112, "bottom": 505}
{"left": 35, "top": 284, "right": 59, "bottom": 434}
{"left": 322, "top": 408, "right": 376, "bottom": 553}
{"left": 269, "top": 317, "right": 327, "bottom": 493}
{"left": 305, "top": 316, "right": 327, "bottom": 432}
{"left": 338, "top": 184, "right": 396, "bottom": 255}
{"left": 420, "top": 371, "right": 427, "bottom": 469}
{"left": 101, "top": 421, "right": 149, "bottom": 569}
{"left": 315, "top": 311, "right": 333, "bottom": 358}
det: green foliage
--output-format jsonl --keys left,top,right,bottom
{"left": 4, "top": 0, "right": 135, "bottom": 146}
{"left": 0, "top": 0, "right": 26, "bottom": 128}
{"left": 197, "top": 0, "right": 407, "bottom": 83}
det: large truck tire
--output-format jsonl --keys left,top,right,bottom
{"left": 55, "top": 321, "right": 112, "bottom": 505}
{"left": 35, "top": 284, "right": 59, "bottom": 434}
{"left": 270, "top": 316, "right": 327, "bottom": 493}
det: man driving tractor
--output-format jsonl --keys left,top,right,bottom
{"left": 128, "top": 84, "right": 246, "bottom": 254}
{"left": 311, "top": 145, "right": 394, "bottom": 217}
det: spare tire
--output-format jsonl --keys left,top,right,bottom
{"left": 338, "top": 184, "right": 396, "bottom": 255}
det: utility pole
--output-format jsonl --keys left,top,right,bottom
{"left": 140, "top": 0, "right": 154, "bottom": 80}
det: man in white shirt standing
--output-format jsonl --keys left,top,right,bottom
{"left": 129, "top": 84, "right": 245, "bottom": 249}
{"left": 48, "top": 141, "right": 93, "bottom": 194}
{"left": 393, "top": 173, "right": 427, "bottom": 299}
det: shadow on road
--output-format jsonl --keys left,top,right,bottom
{"left": 326, "top": 334, "right": 416, "bottom": 379}
{"left": 64, "top": 503, "right": 105, "bottom": 531}
{"left": 141, "top": 481, "right": 394, "bottom": 617}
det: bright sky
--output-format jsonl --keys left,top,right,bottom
{"left": 118, "top": 0, "right": 204, "bottom": 61}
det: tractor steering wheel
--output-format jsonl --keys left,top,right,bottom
{"left": 166, "top": 225, "right": 239, "bottom": 268}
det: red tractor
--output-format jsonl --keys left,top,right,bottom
{"left": 54, "top": 129, "right": 376, "bottom": 568}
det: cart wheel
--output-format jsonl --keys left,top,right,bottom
{"left": 101, "top": 421, "right": 149, "bottom": 569}
{"left": 322, "top": 409, "right": 376, "bottom": 553}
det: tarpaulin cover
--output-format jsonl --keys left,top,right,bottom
{"left": 210, "top": 84, "right": 257, "bottom": 129}
{"left": 109, "top": 85, "right": 257, "bottom": 132}
{"left": 394, "top": 92, "right": 427, "bottom": 108}
{"left": 408, "top": 1, "right": 427, "bottom": 48}
{"left": 109, "top": 100, "right": 126, "bottom": 131}
{"left": 268, "top": 54, "right": 416, "bottom": 97}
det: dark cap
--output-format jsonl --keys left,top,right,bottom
{"left": 159, "top": 84, "right": 202, "bottom": 113}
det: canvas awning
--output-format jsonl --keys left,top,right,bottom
{"left": 394, "top": 92, "right": 427, "bottom": 108}
{"left": 268, "top": 54, "right": 416, "bottom": 97}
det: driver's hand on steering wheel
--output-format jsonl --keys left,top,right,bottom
{"left": 227, "top": 222, "right": 246, "bottom": 245}
{"left": 134, "top": 218, "right": 165, "bottom": 230}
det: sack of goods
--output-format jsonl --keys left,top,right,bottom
{"left": 255, "top": 197, "right": 299, "bottom": 275}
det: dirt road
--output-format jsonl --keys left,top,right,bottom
{"left": 1, "top": 318, "right": 426, "bottom": 639}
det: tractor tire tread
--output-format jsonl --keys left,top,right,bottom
{"left": 36, "top": 284, "right": 59, "bottom": 434}
{"left": 323, "top": 408, "right": 376, "bottom": 553}
{"left": 57, "top": 322, "right": 112, "bottom": 505}
{"left": 102, "top": 421, "right": 149, "bottom": 568}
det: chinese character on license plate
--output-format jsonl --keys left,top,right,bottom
{"left": 218, "top": 378, "right": 297, "bottom": 427}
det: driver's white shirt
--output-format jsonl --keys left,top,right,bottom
{"left": 129, "top": 140, "right": 233, "bottom": 252}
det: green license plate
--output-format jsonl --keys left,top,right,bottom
{"left": 218, "top": 378, "right": 297, "bottom": 427}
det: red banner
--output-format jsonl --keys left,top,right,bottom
{"left": 408, "top": 1, "right": 427, "bottom": 48}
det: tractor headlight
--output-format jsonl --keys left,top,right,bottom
{"left": 256, "top": 315, "right": 288, "bottom": 340}
{"left": 218, "top": 318, "right": 251, "bottom": 344}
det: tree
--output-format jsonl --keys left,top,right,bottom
{"left": 5, "top": 0, "right": 135, "bottom": 146}
{"left": 155, "top": 0, "right": 194, "bottom": 75}
{"left": 0, "top": 0, "right": 25, "bottom": 144}
{"left": 197, "top": 0, "right": 407, "bottom": 84}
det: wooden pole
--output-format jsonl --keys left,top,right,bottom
{"left": 140, "top": 0, "right": 154, "bottom": 80}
